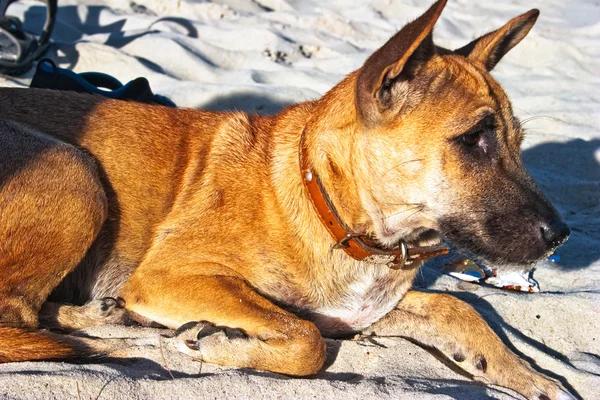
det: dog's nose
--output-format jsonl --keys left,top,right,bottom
{"left": 539, "top": 217, "right": 570, "bottom": 249}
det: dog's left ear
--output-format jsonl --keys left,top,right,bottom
{"left": 455, "top": 9, "right": 539, "bottom": 71}
{"left": 355, "top": 0, "right": 447, "bottom": 126}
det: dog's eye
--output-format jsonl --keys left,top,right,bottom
{"left": 483, "top": 114, "right": 496, "bottom": 129}
{"left": 460, "top": 131, "right": 481, "bottom": 147}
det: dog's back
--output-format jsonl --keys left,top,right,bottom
{"left": 0, "top": 88, "right": 307, "bottom": 303}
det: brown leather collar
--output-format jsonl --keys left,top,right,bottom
{"left": 299, "top": 129, "right": 449, "bottom": 269}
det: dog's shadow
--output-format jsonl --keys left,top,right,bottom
{"left": 522, "top": 138, "right": 600, "bottom": 270}
{"left": 3, "top": 355, "right": 502, "bottom": 400}
{"left": 199, "top": 92, "right": 294, "bottom": 115}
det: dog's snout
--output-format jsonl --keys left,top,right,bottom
{"left": 538, "top": 216, "right": 570, "bottom": 250}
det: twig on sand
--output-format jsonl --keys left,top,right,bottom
{"left": 198, "top": 351, "right": 203, "bottom": 376}
{"left": 76, "top": 381, "right": 81, "bottom": 400}
{"left": 93, "top": 378, "right": 115, "bottom": 400}
{"left": 159, "top": 336, "right": 175, "bottom": 380}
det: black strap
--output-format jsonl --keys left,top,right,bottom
{"left": 30, "top": 58, "right": 176, "bottom": 107}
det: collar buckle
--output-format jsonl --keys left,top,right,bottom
{"left": 333, "top": 233, "right": 361, "bottom": 250}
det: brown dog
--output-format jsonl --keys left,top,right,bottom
{"left": 0, "top": 1, "right": 573, "bottom": 399}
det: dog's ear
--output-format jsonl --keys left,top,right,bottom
{"left": 454, "top": 9, "right": 539, "bottom": 71}
{"left": 355, "top": 0, "right": 446, "bottom": 125}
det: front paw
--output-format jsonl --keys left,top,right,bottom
{"left": 450, "top": 347, "right": 575, "bottom": 400}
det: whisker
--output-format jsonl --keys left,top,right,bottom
{"left": 404, "top": 207, "right": 423, "bottom": 221}
{"left": 379, "top": 201, "right": 424, "bottom": 207}
{"left": 513, "top": 108, "right": 563, "bottom": 123}
{"left": 384, "top": 204, "right": 424, "bottom": 220}
{"left": 378, "top": 158, "right": 423, "bottom": 179}
{"left": 519, "top": 115, "right": 564, "bottom": 126}
{"left": 443, "top": 209, "right": 488, "bottom": 214}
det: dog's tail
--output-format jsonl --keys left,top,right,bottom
{"left": 0, "top": 327, "right": 97, "bottom": 363}
{"left": 0, "top": 326, "right": 153, "bottom": 363}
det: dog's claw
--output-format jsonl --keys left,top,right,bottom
{"left": 185, "top": 339, "right": 200, "bottom": 351}
{"left": 167, "top": 321, "right": 246, "bottom": 360}
{"left": 166, "top": 321, "right": 219, "bottom": 359}
{"left": 475, "top": 355, "right": 487, "bottom": 373}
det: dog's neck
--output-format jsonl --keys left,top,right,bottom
{"left": 271, "top": 72, "right": 447, "bottom": 268}
{"left": 301, "top": 73, "right": 370, "bottom": 234}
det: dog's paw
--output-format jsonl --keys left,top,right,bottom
{"left": 515, "top": 368, "right": 575, "bottom": 400}
{"left": 70, "top": 297, "right": 130, "bottom": 327}
{"left": 97, "top": 297, "right": 125, "bottom": 316}
{"left": 448, "top": 347, "right": 575, "bottom": 400}
{"left": 87, "top": 297, "right": 129, "bottom": 324}
{"left": 39, "top": 298, "right": 131, "bottom": 331}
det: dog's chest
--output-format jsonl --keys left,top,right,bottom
{"left": 307, "top": 270, "right": 413, "bottom": 336}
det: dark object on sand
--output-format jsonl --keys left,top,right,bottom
{"left": 30, "top": 58, "right": 175, "bottom": 106}
{"left": 0, "top": 0, "right": 57, "bottom": 75}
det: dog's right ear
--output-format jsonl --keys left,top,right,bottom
{"left": 355, "top": 0, "right": 447, "bottom": 126}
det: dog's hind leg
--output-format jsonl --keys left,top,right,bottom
{"left": 120, "top": 263, "right": 327, "bottom": 376}
{"left": 38, "top": 298, "right": 131, "bottom": 332}
{"left": 0, "top": 121, "right": 108, "bottom": 362}
{"left": 363, "top": 291, "right": 575, "bottom": 400}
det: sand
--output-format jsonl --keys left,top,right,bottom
{"left": 0, "top": 0, "right": 598, "bottom": 399}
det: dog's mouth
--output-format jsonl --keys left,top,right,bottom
{"left": 406, "top": 228, "right": 444, "bottom": 248}
{"left": 437, "top": 215, "right": 568, "bottom": 266}
{"left": 375, "top": 210, "right": 438, "bottom": 248}
{"left": 373, "top": 204, "right": 567, "bottom": 266}
{"left": 376, "top": 227, "right": 443, "bottom": 251}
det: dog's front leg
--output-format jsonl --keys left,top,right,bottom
{"left": 119, "top": 263, "right": 326, "bottom": 376}
{"left": 363, "top": 291, "right": 573, "bottom": 400}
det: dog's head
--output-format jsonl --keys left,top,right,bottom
{"left": 345, "top": 0, "right": 568, "bottom": 266}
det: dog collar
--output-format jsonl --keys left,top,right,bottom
{"left": 299, "top": 129, "right": 449, "bottom": 269}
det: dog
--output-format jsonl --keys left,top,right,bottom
{"left": 0, "top": 1, "right": 574, "bottom": 399}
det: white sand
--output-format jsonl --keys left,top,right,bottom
{"left": 0, "top": 0, "right": 598, "bottom": 399}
